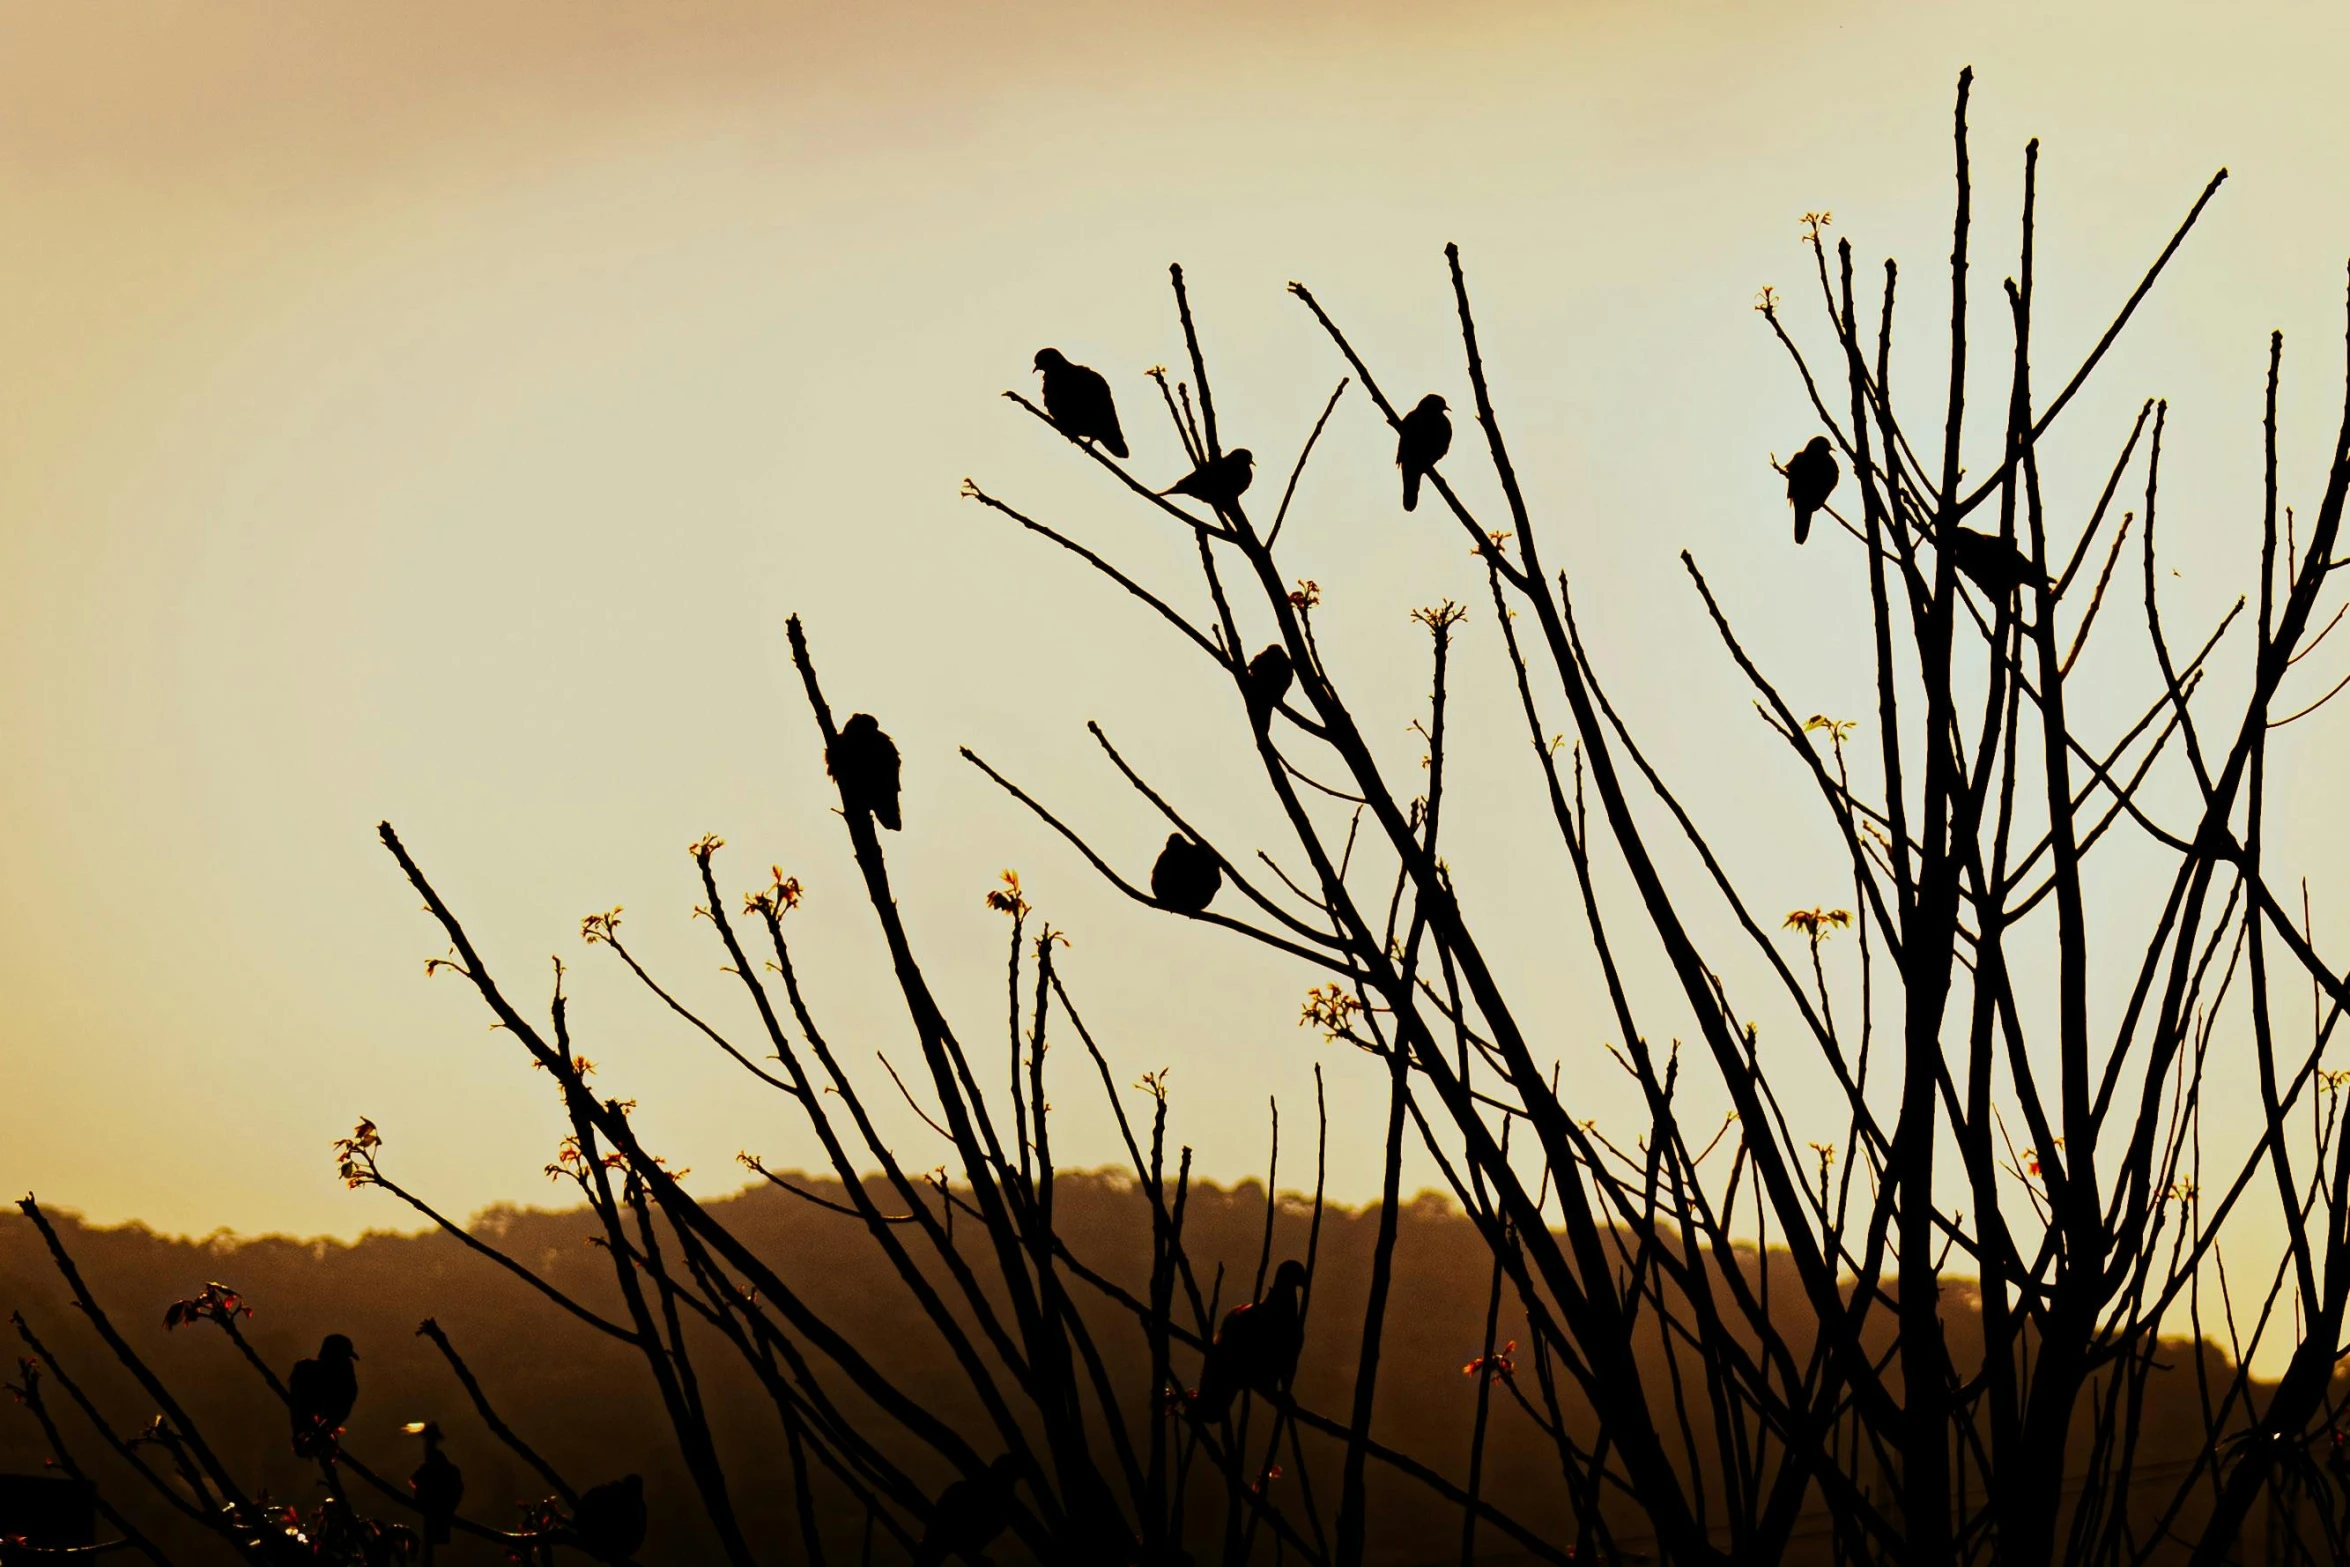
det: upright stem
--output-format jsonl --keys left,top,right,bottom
{"left": 1334, "top": 1043, "right": 1413, "bottom": 1567}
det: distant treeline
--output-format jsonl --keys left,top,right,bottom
{"left": 0, "top": 1174, "right": 2280, "bottom": 1564}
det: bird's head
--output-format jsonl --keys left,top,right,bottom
{"left": 1804, "top": 435, "right": 1833, "bottom": 457}
{"left": 1229, "top": 448, "right": 1255, "bottom": 468}
{"left": 402, "top": 1421, "right": 443, "bottom": 1442}
{"left": 844, "top": 712, "right": 879, "bottom": 736}
{"left": 1165, "top": 832, "right": 1189, "bottom": 850}
{"left": 321, "top": 1333, "right": 358, "bottom": 1363}
{"left": 1273, "top": 1259, "right": 1308, "bottom": 1293}
{"left": 1417, "top": 394, "right": 1449, "bottom": 414}
{"left": 1033, "top": 348, "right": 1066, "bottom": 373}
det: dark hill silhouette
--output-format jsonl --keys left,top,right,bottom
{"left": 0, "top": 1177, "right": 2288, "bottom": 1563}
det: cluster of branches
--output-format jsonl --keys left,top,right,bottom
{"left": 337, "top": 605, "right": 1598, "bottom": 1566}
{"left": 960, "top": 69, "right": 2350, "bottom": 1567}
{"left": 13, "top": 632, "right": 1554, "bottom": 1567}
{"left": 6, "top": 1196, "right": 617, "bottom": 1564}
{"left": 14, "top": 67, "right": 2350, "bottom": 1567}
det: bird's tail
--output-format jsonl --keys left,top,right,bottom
{"left": 877, "top": 801, "right": 903, "bottom": 832}
{"left": 1403, "top": 466, "right": 1422, "bottom": 512}
{"left": 1104, "top": 432, "right": 1130, "bottom": 460}
{"left": 1794, "top": 506, "right": 1813, "bottom": 546}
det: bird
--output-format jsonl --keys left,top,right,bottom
{"left": 571, "top": 1475, "right": 647, "bottom": 1563}
{"left": 1033, "top": 349, "right": 1127, "bottom": 458}
{"left": 827, "top": 712, "right": 903, "bottom": 832}
{"left": 1150, "top": 833, "right": 1220, "bottom": 913}
{"left": 1784, "top": 436, "right": 1840, "bottom": 545}
{"left": 1396, "top": 394, "right": 1452, "bottom": 512}
{"left": 405, "top": 1422, "right": 463, "bottom": 1550}
{"left": 1160, "top": 449, "right": 1254, "bottom": 512}
{"left": 1245, "top": 645, "right": 1293, "bottom": 714}
{"left": 288, "top": 1334, "right": 359, "bottom": 1459}
{"left": 1945, "top": 527, "right": 2043, "bottom": 601}
{"left": 1192, "top": 1260, "right": 1308, "bottom": 1422}
{"left": 914, "top": 1455, "right": 1020, "bottom": 1567}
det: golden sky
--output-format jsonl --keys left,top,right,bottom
{"left": 3, "top": 0, "right": 2348, "bottom": 1241}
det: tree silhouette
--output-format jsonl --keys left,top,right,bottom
{"left": 12, "top": 69, "right": 2350, "bottom": 1567}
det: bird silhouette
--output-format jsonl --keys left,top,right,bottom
{"left": 1396, "top": 394, "right": 1452, "bottom": 512}
{"left": 405, "top": 1422, "right": 463, "bottom": 1550}
{"left": 1945, "top": 528, "right": 2044, "bottom": 602}
{"left": 288, "top": 1334, "right": 359, "bottom": 1458}
{"left": 1150, "top": 833, "right": 1220, "bottom": 913}
{"left": 1192, "top": 1260, "right": 1308, "bottom": 1422}
{"left": 1245, "top": 645, "right": 1293, "bottom": 714}
{"left": 1784, "top": 436, "right": 1840, "bottom": 545}
{"left": 1160, "top": 449, "right": 1254, "bottom": 511}
{"left": 571, "top": 1475, "right": 647, "bottom": 1563}
{"left": 828, "top": 712, "right": 903, "bottom": 832}
{"left": 914, "top": 1455, "right": 1020, "bottom": 1567}
{"left": 1033, "top": 350, "right": 1127, "bottom": 459}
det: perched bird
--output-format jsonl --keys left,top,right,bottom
{"left": 1945, "top": 528, "right": 2043, "bottom": 601}
{"left": 405, "top": 1422, "right": 464, "bottom": 1549}
{"left": 1244, "top": 645, "right": 1293, "bottom": 714}
{"left": 828, "top": 712, "right": 903, "bottom": 832}
{"left": 914, "top": 1455, "right": 1021, "bottom": 1567}
{"left": 288, "top": 1334, "right": 359, "bottom": 1458}
{"left": 1192, "top": 1260, "right": 1308, "bottom": 1422}
{"left": 1396, "top": 394, "right": 1452, "bottom": 512}
{"left": 1150, "top": 834, "right": 1221, "bottom": 914}
{"left": 1160, "top": 449, "right": 1254, "bottom": 512}
{"left": 1784, "top": 436, "right": 1840, "bottom": 545}
{"left": 1033, "top": 349, "right": 1127, "bottom": 459}
{"left": 571, "top": 1475, "right": 648, "bottom": 1563}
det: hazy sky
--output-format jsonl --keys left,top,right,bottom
{"left": 4, "top": 1, "right": 2349, "bottom": 1242}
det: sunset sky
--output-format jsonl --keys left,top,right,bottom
{"left": 3, "top": 1, "right": 2348, "bottom": 1244}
